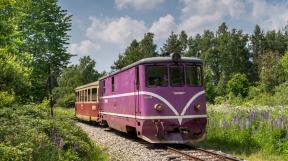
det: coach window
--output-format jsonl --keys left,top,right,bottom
{"left": 87, "top": 89, "right": 91, "bottom": 102}
{"left": 170, "top": 66, "right": 184, "bottom": 87}
{"left": 80, "top": 91, "right": 83, "bottom": 102}
{"left": 92, "top": 88, "right": 97, "bottom": 102}
{"left": 111, "top": 77, "right": 115, "bottom": 92}
{"left": 76, "top": 92, "right": 79, "bottom": 102}
{"left": 186, "top": 66, "right": 202, "bottom": 86}
{"left": 146, "top": 66, "right": 168, "bottom": 87}
{"left": 84, "top": 90, "right": 87, "bottom": 102}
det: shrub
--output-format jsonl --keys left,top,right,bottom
{"left": 0, "top": 105, "right": 107, "bottom": 161}
{"left": 227, "top": 73, "right": 249, "bottom": 97}
{"left": 0, "top": 91, "right": 15, "bottom": 108}
{"left": 274, "top": 82, "right": 288, "bottom": 106}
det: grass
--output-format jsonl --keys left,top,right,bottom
{"left": 195, "top": 104, "right": 288, "bottom": 161}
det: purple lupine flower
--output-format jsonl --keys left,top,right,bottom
{"left": 261, "top": 111, "right": 270, "bottom": 120}
{"left": 233, "top": 115, "right": 240, "bottom": 125}
{"left": 246, "top": 117, "right": 250, "bottom": 129}
{"left": 277, "top": 117, "right": 283, "bottom": 129}
{"left": 59, "top": 138, "right": 65, "bottom": 149}
{"left": 73, "top": 143, "right": 79, "bottom": 151}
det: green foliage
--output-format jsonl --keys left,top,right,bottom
{"left": 279, "top": 51, "right": 288, "bottom": 81}
{"left": 111, "top": 33, "right": 157, "bottom": 70}
{"left": 203, "top": 68, "right": 217, "bottom": 103}
{"left": 0, "top": 92, "right": 15, "bottom": 108}
{"left": 259, "top": 51, "right": 284, "bottom": 92}
{"left": 274, "top": 82, "right": 288, "bottom": 106}
{"left": 18, "top": 0, "right": 72, "bottom": 102}
{"left": 52, "top": 56, "right": 104, "bottom": 107}
{"left": 0, "top": 105, "right": 107, "bottom": 161}
{"left": 161, "top": 31, "right": 188, "bottom": 54}
{"left": 227, "top": 73, "right": 249, "bottom": 97}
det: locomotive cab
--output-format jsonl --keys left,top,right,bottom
{"left": 136, "top": 53, "right": 207, "bottom": 143}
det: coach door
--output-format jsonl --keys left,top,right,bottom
{"left": 135, "top": 66, "right": 140, "bottom": 116}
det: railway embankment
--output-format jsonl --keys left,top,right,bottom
{"left": 0, "top": 104, "right": 107, "bottom": 161}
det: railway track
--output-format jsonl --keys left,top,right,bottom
{"left": 76, "top": 121, "right": 244, "bottom": 161}
{"left": 165, "top": 146, "right": 243, "bottom": 161}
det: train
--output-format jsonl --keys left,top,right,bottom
{"left": 75, "top": 53, "right": 207, "bottom": 143}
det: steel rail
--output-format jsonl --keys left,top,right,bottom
{"left": 167, "top": 147, "right": 205, "bottom": 161}
{"left": 191, "top": 146, "right": 242, "bottom": 161}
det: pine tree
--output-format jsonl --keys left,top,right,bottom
{"left": 111, "top": 33, "right": 157, "bottom": 70}
{"left": 161, "top": 32, "right": 182, "bottom": 54}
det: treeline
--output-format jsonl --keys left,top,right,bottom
{"left": 111, "top": 23, "right": 288, "bottom": 105}
{"left": 1, "top": 0, "right": 288, "bottom": 107}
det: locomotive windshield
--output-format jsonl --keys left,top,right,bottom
{"left": 186, "top": 66, "right": 202, "bottom": 86}
{"left": 170, "top": 66, "right": 184, "bottom": 87}
{"left": 145, "top": 66, "right": 168, "bottom": 87}
{"left": 145, "top": 65, "right": 202, "bottom": 87}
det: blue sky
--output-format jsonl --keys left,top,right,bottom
{"left": 58, "top": 0, "right": 288, "bottom": 72}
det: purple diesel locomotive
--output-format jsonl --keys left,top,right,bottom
{"left": 97, "top": 53, "right": 207, "bottom": 143}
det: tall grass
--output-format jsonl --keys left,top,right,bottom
{"left": 199, "top": 105, "right": 288, "bottom": 161}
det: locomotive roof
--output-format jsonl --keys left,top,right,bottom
{"left": 99, "top": 56, "right": 202, "bottom": 80}
{"left": 75, "top": 81, "right": 98, "bottom": 91}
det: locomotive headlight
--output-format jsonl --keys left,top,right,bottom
{"left": 154, "top": 104, "right": 163, "bottom": 112}
{"left": 195, "top": 104, "right": 201, "bottom": 111}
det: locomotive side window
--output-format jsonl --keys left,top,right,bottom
{"left": 111, "top": 77, "right": 115, "bottom": 92}
{"left": 103, "top": 80, "right": 106, "bottom": 95}
{"left": 186, "top": 66, "right": 202, "bottom": 86}
{"left": 145, "top": 66, "right": 168, "bottom": 87}
{"left": 170, "top": 66, "right": 184, "bottom": 87}
{"left": 92, "top": 88, "right": 97, "bottom": 102}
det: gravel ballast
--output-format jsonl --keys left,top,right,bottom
{"left": 76, "top": 122, "right": 168, "bottom": 161}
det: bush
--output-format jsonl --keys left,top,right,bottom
{"left": 0, "top": 104, "right": 107, "bottom": 161}
{"left": 0, "top": 91, "right": 15, "bottom": 108}
{"left": 274, "top": 82, "right": 288, "bottom": 106}
{"left": 227, "top": 73, "right": 249, "bottom": 97}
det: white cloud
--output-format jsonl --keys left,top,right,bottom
{"left": 85, "top": 15, "right": 178, "bottom": 47}
{"left": 178, "top": 0, "right": 288, "bottom": 34}
{"left": 149, "top": 14, "right": 176, "bottom": 39}
{"left": 250, "top": 0, "right": 288, "bottom": 31}
{"left": 115, "top": 0, "right": 164, "bottom": 10}
{"left": 86, "top": 16, "right": 148, "bottom": 47}
{"left": 68, "top": 40, "right": 101, "bottom": 56}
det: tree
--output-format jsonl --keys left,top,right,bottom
{"left": 79, "top": 56, "right": 101, "bottom": 84}
{"left": 111, "top": 33, "right": 157, "bottom": 70}
{"left": 179, "top": 30, "right": 188, "bottom": 53}
{"left": 161, "top": 32, "right": 182, "bottom": 54}
{"left": 259, "top": 51, "right": 284, "bottom": 92}
{"left": 18, "top": 0, "right": 72, "bottom": 104}
{"left": 251, "top": 25, "right": 264, "bottom": 76}
{"left": 52, "top": 56, "right": 104, "bottom": 107}
{"left": 279, "top": 51, "right": 288, "bottom": 81}
{"left": 0, "top": 0, "right": 32, "bottom": 102}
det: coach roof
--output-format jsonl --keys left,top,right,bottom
{"left": 99, "top": 56, "right": 202, "bottom": 80}
{"left": 75, "top": 81, "right": 98, "bottom": 91}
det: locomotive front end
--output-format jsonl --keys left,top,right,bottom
{"left": 136, "top": 54, "right": 207, "bottom": 143}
